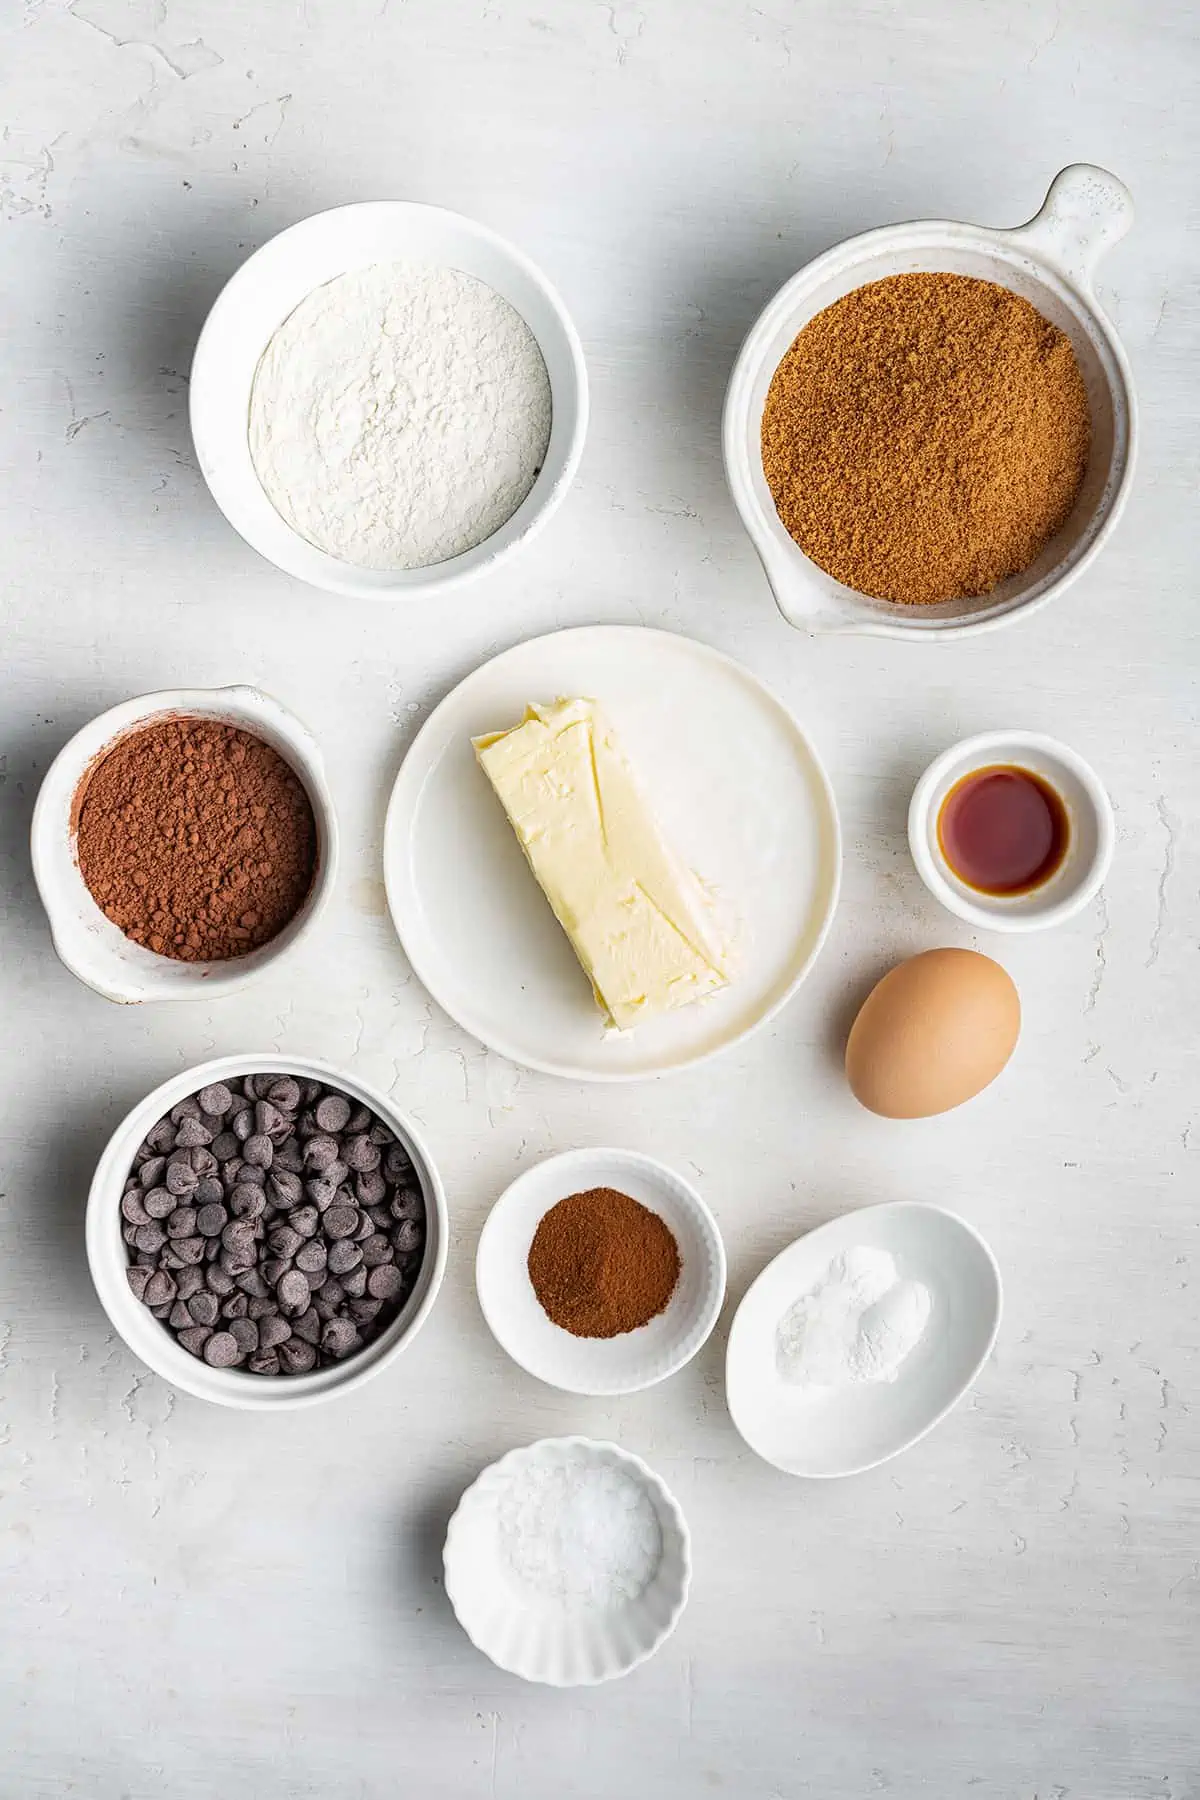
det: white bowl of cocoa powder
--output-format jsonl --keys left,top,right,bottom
{"left": 31, "top": 684, "right": 339, "bottom": 1002}
{"left": 723, "top": 163, "right": 1137, "bottom": 639}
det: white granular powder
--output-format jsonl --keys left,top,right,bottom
{"left": 496, "top": 1459, "right": 662, "bottom": 1609}
{"left": 775, "top": 1246, "right": 931, "bottom": 1394}
{"left": 248, "top": 261, "right": 552, "bottom": 571}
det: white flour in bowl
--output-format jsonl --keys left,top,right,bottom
{"left": 248, "top": 261, "right": 552, "bottom": 571}
{"left": 775, "top": 1246, "right": 931, "bottom": 1394}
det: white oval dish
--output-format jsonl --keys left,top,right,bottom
{"left": 190, "top": 201, "right": 588, "bottom": 599}
{"left": 31, "top": 685, "right": 339, "bottom": 1005}
{"left": 383, "top": 625, "right": 841, "bottom": 1081}
{"left": 86, "top": 1054, "right": 448, "bottom": 1410}
{"left": 908, "top": 730, "right": 1114, "bottom": 933}
{"left": 723, "top": 163, "right": 1136, "bottom": 638}
{"left": 476, "top": 1148, "right": 726, "bottom": 1396}
{"left": 726, "top": 1203, "right": 1001, "bottom": 1478}
{"left": 443, "top": 1436, "right": 691, "bottom": 1685}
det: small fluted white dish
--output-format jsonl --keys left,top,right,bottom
{"left": 443, "top": 1436, "right": 691, "bottom": 1685}
{"left": 724, "top": 163, "right": 1136, "bottom": 638}
{"left": 30, "top": 685, "right": 338, "bottom": 1004}
{"left": 908, "top": 730, "right": 1114, "bottom": 933}
{"left": 726, "top": 1203, "right": 1001, "bottom": 1478}
{"left": 87, "top": 1054, "right": 448, "bottom": 1410}
{"left": 190, "top": 201, "right": 588, "bottom": 599}
{"left": 476, "top": 1147, "right": 726, "bottom": 1396}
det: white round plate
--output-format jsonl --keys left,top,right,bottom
{"left": 476, "top": 1148, "right": 726, "bottom": 1396}
{"left": 726, "top": 1203, "right": 1001, "bottom": 1478}
{"left": 383, "top": 626, "right": 841, "bottom": 1080}
{"left": 443, "top": 1436, "right": 691, "bottom": 1686}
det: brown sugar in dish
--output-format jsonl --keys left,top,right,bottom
{"left": 760, "top": 272, "right": 1091, "bottom": 606}
{"left": 527, "top": 1187, "right": 681, "bottom": 1339}
{"left": 72, "top": 716, "right": 317, "bottom": 961}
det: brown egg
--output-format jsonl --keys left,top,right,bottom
{"left": 845, "top": 948, "right": 1020, "bottom": 1119}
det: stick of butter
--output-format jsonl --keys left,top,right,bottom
{"left": 473, "top": 698, "right": 731, "bottom": 1031}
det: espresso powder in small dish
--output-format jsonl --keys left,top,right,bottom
{"left": 527, "top": 1187, "right": 681, "bottom": 1339}
{"left": 761, "top": 272, "right": 1091, "bottom": 606}
{"left": 73, "top": 716, "right": 317, "bottom": 961}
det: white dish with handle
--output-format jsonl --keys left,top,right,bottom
{"left": 723, "top": 163, "right": 1136, "bottom": 639}
{"left": 30, "top": 684, "right": 338, "bottom": 1005}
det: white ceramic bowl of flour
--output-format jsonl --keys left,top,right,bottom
{"left": 443, "top": 1437, "right": 691, "bottom": 1685}
{"left": 726, "top": 1203, "right": 1001, "bottom": 1477}
{"left": 190, "top": 202, "right": 588, "bottom": 599}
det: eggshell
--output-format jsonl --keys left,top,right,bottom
{"left": 845, "top": 948, "right": 1020, "bottom": 1119}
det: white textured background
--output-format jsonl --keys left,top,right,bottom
{"left": 1, "top": 2, "right": 1197, "bottom": 1795}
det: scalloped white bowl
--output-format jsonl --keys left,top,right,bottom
{"left": 443, "top": 1437, "right": 691, "bottom": 1685}
{"left": 475, "top": 1148, "right": 727, "bottom": 1396}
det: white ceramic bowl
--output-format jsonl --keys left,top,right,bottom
{"left": 31, "top": 685, "right": 338, "bottom": 1004}
{"left": 908, "top": 730, "right": 1114, "bottom": 933}
{"left": 190, "top": 201, "right": 588, "bottom": 599}
{"left": 443, "top": 1436, "right": 691, "bottom": 1685}
{"left": 726, "top": 1203, "right": 1002, "bottom": 1478}
{"left": 723, "top": 163, "right": 1136, "bottom": 639}
{"left": 475, "top": 1148, "right": 727, "bottom": 1396}
{"left": 86, "top": 1053, "right": 448, "bottom": 1410}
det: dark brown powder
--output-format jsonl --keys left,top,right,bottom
{"left": 527, "top": 1187, "right": 681, "bottom": 1339}
{"left": 73, "top": 715, "right": 317, "bottom": 962}
{"left": 761, "top": 272, "right": 1091, "bottom": 606}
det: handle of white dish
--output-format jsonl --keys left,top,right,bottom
{"left": 220, "top": 684, "right": 328, "bottom": 770}
{"left": 1007, "top": 163, "right": 1133, "bottom": 290}
{"left": 758, "top": 548, "right": 855, "bottom": 636}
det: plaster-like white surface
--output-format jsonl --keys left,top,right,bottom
{"left": 0, "top": 2, "right": 1196, "bottom": 1795}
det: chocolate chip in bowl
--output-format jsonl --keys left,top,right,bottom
{"left": 88, "top": 1058, "right": 448, "bottom": 1409}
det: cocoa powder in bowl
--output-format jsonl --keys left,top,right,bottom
{"left": 72, "top": 715, "right": 317, "bottom": 962}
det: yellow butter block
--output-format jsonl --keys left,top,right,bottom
{"left": 474, "top": 698, "right": 731, "bottom": 1031}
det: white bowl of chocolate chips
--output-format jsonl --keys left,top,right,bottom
{"left": 87, "top": 1055, "right": 448, "bottom": 1409}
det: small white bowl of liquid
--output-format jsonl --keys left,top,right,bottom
{"left": 908, "top": 729, "right": 1114, "bottom": 933}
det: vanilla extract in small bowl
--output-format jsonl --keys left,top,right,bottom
{"left": 937, "top": 765, "right": 1070, "bottom": 897}
{"left": 907, "top": 729, "right": 1114, "bottom": 935}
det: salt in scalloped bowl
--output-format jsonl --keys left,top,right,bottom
{"left": 443, "top": 1437, "right": 691, "bottom": 1685}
